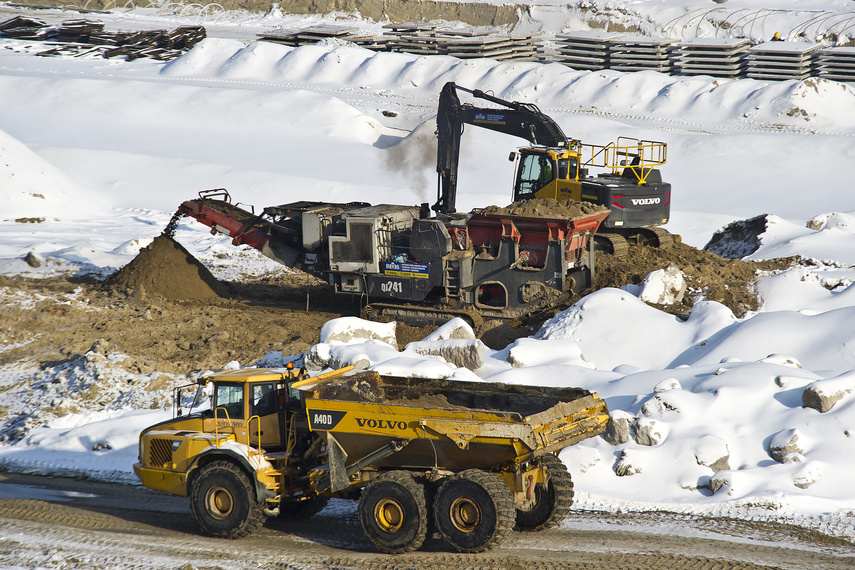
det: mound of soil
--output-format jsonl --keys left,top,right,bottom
{"left": 481, "top": 198, "right": 608, "bottom": 219}
{"left": 105, "top": 235, "right": 228, "bottom": 300}
{"left": 595, "top": 242, "right": 794, "bottom": 317}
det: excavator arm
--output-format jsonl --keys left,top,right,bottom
{"left": 434, "top": 82, "right": 570, "bottom": 215}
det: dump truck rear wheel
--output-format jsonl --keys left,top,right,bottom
{"left": 358, "top": 471, "right": 430, "bottom": 554}
{"left": 433, "top": 469, "right": 515, "bottom": 553}
{"left": 515, "top": 454, "right": 575, "bottom": 531}
{"left": 190, "top": 461, "right": 265, "bottom": 539}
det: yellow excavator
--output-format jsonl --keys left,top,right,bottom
{"left": 435, "top": 82, "right": 674, "bottom": 255}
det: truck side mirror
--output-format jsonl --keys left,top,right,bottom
{"left": 508, "top": 152, "right": 516, "bottom": 162}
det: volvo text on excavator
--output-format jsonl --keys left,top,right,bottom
{"left": 435, "top": 82, "right": 674, "bottom": 255}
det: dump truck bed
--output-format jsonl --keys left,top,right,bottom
{"left": 295, "top": 371, "right": 609, "bottom": 473}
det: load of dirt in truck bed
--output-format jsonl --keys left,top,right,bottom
{"left": 481, "top": 199, "right": 608, "bottom": 219}
{"left": 104, "top": 235, "right": 229, "bottom": 300}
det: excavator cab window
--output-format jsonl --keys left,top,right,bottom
{"left": 557, "top": 157, "right": 578, "bottom": 180}
{"left": 516, "top": 153, "right": 557, "bottom": 198}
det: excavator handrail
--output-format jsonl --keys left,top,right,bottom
{"left": 579, "top": 137, "right": 668, "bottom": 184}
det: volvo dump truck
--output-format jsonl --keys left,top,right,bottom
{"left": 436, "top": 82, "right": 673, "bottom": 255}
{"left": 135, "top": 365, "right": 610, "bottom": 553}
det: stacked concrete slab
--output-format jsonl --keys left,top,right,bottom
{"left": 675, "top": 38, "right": 751, "bottom": 78}
{"left": 437, "top": 29, "right": 540, "bottom": 62}
{"left": 746, "top": 41, "right": 822, "bottom": 81}
{"left": 815, "top": 47, "right": 855, "bottom": 83}
{"left": 388, "top": 24, "right": 539, "bottom": 61}
{"left": 258, "top": 24, "right": 392, "bottom": 51}
{"left": 552, "top": 30, "right": 625, "bottom": 70}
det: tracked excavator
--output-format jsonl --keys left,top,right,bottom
{"left": 435, "top": 82, "right": 674, "bottom": 255}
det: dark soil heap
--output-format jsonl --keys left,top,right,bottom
{"left": 595, "top": 242, "right": 794, "bottom": 317}
{"left": 481, "top": 199, "right": 608, "bottom": 219}
{"left": 105, "top": 235, "right": 228, "bottom": 300}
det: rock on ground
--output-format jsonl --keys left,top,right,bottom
{"left": 802, "top": 371, "right": 855, "bottom": 413}
{"left": 404, "top": 339, "right": 485, "bottom": 370}
{"left": 769, "top": 428, "right": 804, "bottom": 463}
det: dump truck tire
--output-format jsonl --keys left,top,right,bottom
{"left": 190, "top": 461, "right": 265, "bottom": 539}
{"left": 515, "top": 454, "right": 575, "bottom": 531}
{"left": 278, "top": 495, "right": 329, "bottom": 520}
{"left": 433, "top": 469, "right": 514, "bottom": 553}
{"left": 358, "top": 471, "right": 430, "bottom": 554}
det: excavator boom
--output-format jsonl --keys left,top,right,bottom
{"left": 435, "top": 82, "right": 570, "bottom": 214}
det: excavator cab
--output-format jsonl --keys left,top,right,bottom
{"left": 512, "top": 147, "right": 584, "bottom": 203}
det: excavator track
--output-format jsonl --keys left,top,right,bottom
{"left": 596, "top": 227, "right": 677, "bottom": 257}
{"left": 594, "top": 233, "right": 629, "bottom": 257}
{"left": 638, "top": 227, "right": 675, "bottom": 249}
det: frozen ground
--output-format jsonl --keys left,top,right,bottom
{"left": 1, "top": 1, "right": 855, "bottom": 543}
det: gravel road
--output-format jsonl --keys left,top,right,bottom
{"left": 0, "top": 472, "right": 851, "bottom": 570}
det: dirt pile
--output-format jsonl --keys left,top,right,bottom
{"left": 594, "top": 242, "right": 795, "bottom": 317}
{"left": 481, "top": 199, "right": 609, "bottom": 219}
{"left": 105, "top": 235, "right": 228, "bottom": 300}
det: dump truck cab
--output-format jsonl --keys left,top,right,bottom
{"left": 133, "top": 366, "right": 316, "bottom": 507}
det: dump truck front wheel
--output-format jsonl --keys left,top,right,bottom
{"left": 515, "top": 454, "right": 575, "bottom": 531}
{"left": 433, "top": 469, "right": 514, "bottom": 552}
{"left": 190, "top": 460, "right": 265, "bottom": 539}
{"left": 358, "top": 471, "right": 430, "bottom": 554}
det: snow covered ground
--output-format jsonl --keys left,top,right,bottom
{"left": 2, "top": 1, "right": 855, "bottom": 541}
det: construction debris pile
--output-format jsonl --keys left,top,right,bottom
{"left": 0, "top": 16, "right": 205, "bottom": 60}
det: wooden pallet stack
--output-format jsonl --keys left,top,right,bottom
{"left": 0, "top": 16, "right": 206, "bottom": 61}
{"left": 55, "top": 19, "right": 104, "bottom": 43}
{"left": 814, "top": 47, "right": 855, "bottom": 83}
{"left": 675, "top": 38, "right": 751, "bottom": 78}
{"left": 745, "top": 41, "right": 822, "bottom": 81}
{"left": 552, "top": 30, "right": 625, "bottom": 70}
{"left": 0, "top": 15, "right": 48, "bottom": 39}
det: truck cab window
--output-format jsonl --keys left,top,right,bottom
{"left": 214, "top": 383, "right": 244, "bottom": 420}
{"left": 251, "top": 383, "right": 277, "bottom": 417}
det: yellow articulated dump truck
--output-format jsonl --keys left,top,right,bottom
{"left": 134, "top": 364, "right": 610, "bottom": 553}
